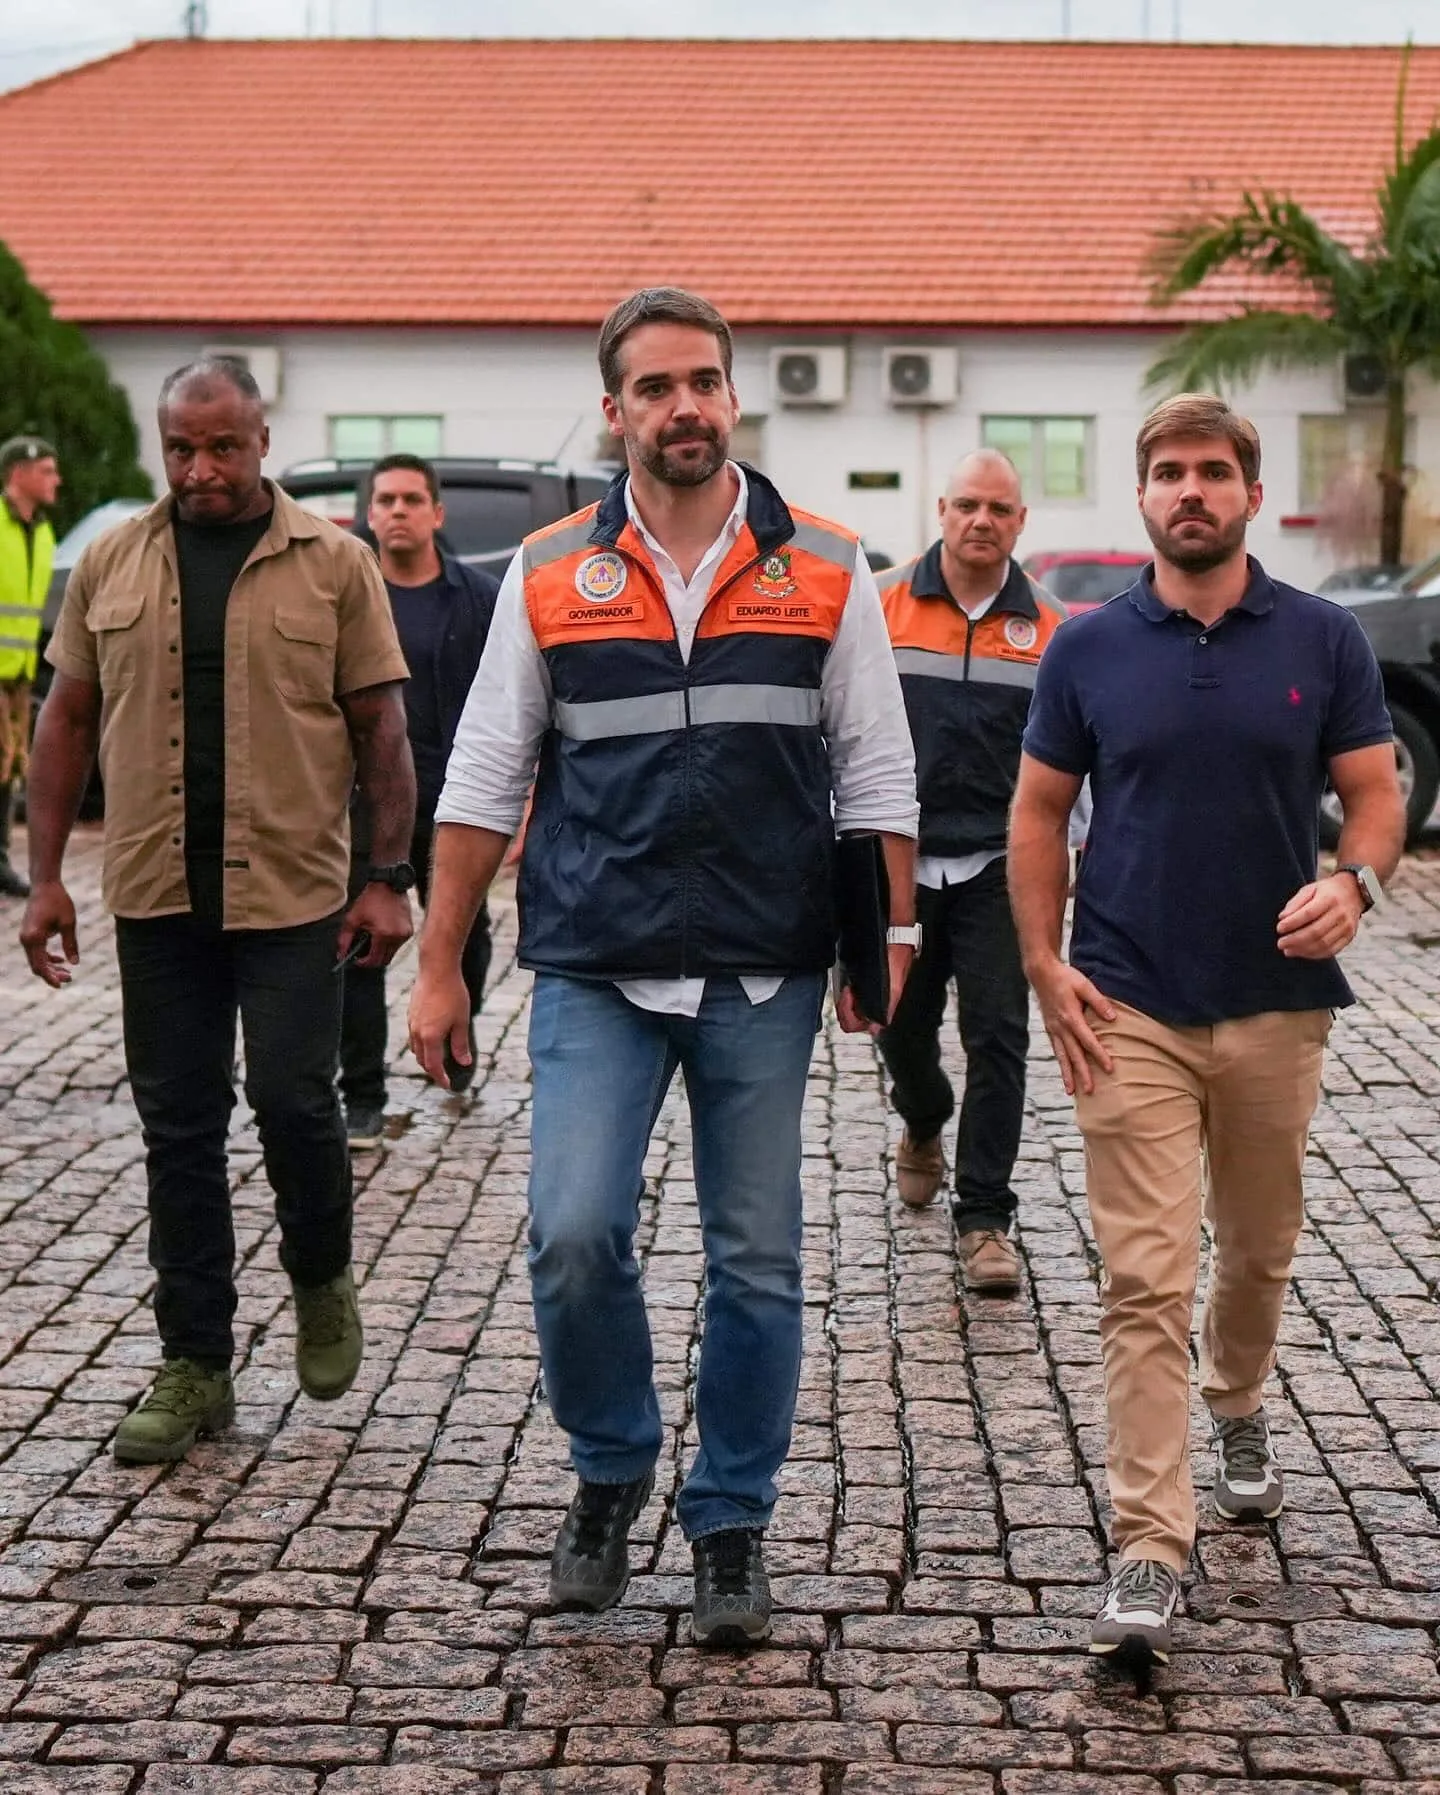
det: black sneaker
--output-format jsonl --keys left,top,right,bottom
{"left": 549, "top": 1471, "right": 654, "bottom": 1611}
{"left": 692, "top": 1528, "right": 772, "bottom": 1646}
{"left": 345, "top": 1104, "right": 385, "bottom": 1150}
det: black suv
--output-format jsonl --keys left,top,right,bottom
{"left": 277, "top": 456, "right": 614, "bottom": 572}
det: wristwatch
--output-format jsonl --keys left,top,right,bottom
{"left": 1337, "top": 863, "right": 1382, "bottom": 912}
{"left": 886, "top": 923, "right": 924, "bottom": 951}
{"left": 366, "top": 860, "right": 418, "bottom": 893}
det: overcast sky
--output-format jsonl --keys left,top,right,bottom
{"left": 4, "top": 0, "right": 1440, "bottom": 92}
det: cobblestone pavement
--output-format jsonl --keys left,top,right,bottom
{"left": 8, "top": 829, "right": 1440, "bottom": 1792}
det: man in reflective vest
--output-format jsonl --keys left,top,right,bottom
{"left": 877, "top": 451, "right": 1066, "bottom": 1295}
{"left": 0, "top": 436, "right": 60, "bottom": 898}
{"left": 409, "top": 286, "right": 919, "bottom": 1646}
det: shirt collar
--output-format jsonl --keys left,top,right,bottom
{"left": 1129, "top": 555, "right": 1277, "bottom": 622}
{"left": 623, "top": 461, "right": 749, "bottom": 565}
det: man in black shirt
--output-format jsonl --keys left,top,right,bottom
{"left": 23, "top": 357, "right": 416, "bottom": 1466}
{"left": 340, "top": 455, "right": 499, "bottom": 1146}
{"left": 173, "top": 508, "right": 272, "bottom": 918}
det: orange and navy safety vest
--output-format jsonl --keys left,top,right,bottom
{"left": 518, "top": 465, "right": 859, "bottom": 980}
{"left": 879, "top": 547, "right": 1067, "bottom": 859}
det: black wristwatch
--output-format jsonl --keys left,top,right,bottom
{"left": 366, "top": 860, "right": 417, "bottom": 893}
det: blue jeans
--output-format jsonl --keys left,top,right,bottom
{"left": 526, "top": 971, "right": 824, "bottom": 1539}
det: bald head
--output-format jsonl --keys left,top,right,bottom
{"left": 938, "top": 449, "right": 1027, "bottom": 582}
{"left": 944, "top": 448, "right": 1023, "bottom": 505}
{"left": 158, "top": 356, "right": 264, "bottom": 424}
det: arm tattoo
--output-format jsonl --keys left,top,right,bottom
{"left": 341, "top": 681, "right": 417, "bottom": 865}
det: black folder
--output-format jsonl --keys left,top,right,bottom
{"left": 834, "top": 833, "right": 891, "bottom": 1028}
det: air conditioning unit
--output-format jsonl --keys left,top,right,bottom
{"left": 202, "top": 343, "right": 283, "bottom": 405}
{"left": 769, "top": 346, "right": 848, "bottom": 408}
{"left": 1341, "top": 352, "right": 1387, "bottom": 407}
{"left": 882, "top": 346, "right": 960, "bottom": 407}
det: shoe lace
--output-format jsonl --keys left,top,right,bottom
{"left": 701, "top": 1529, "right": 755, "bottom": 1597}
{"left": 141, "top": 1361, "right": 214, "bottom": 1416}
{"left": 965, "top": 1229, "right": 1009, "bottom": 1255}
{"left": 1112, "top": 1557, "right": 1176, "bottom": 1609}
{"left": 569, "top": 1480, "right": 640, "bottom": 1556}
{"left": 1216, "top": 1411, "right": 1271, "bottom": 1477}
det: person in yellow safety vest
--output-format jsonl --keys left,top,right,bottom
{"left": 0, "top": 436, "right": 60, "bottom": 898}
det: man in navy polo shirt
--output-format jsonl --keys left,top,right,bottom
{"left": 1009, "top": 393, "right": 1404, "bottom": 1670}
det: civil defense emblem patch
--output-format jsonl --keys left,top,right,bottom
{"left": 574, "top": 552, "right": 628, "bottom": 603}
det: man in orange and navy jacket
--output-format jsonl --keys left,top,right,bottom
{"left": 878, "top": 448, "right": 1066, "bottom": 1296}
{"left": 407, "top": 287, "right": 918, "bottom": 1648}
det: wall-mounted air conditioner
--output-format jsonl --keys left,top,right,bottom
{"left": 202, "top": 344, "right": 283, "bottom": 405}
{"left": 882, "top": 346, "right": 960, "bottom": 407}
{"left": 1340, "top": 352, "right": 1387, "bottom": 408}
{"left": 769, "top": 346, "right": 848, "bottom": 407}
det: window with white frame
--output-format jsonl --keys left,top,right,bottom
{"left": 981, "top": 415, "right": 1092, "bottom": 501}
{"left": 1298, "top": 413, "right": 1414, "bottom": 513}
{"left": 328, "top": 415, "right": 443, "bottom": 460}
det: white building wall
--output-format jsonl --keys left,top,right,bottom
{"left": 89, "top": 323, "right": 1438, "bottom": 590}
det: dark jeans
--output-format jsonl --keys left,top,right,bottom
{"left": 115, "top": 861, "right": 353, "bottom": 1367}
{"left": 339, "top": 812, "right": 492, "bottom": 1110}
{"left": 878, "top": 857, "right": 1029, "bottom": 1233}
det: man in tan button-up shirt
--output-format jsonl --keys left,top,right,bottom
{"left": 20, "top": 357, "right": 417, "bottom": 1465}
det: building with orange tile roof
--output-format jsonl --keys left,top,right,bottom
{"left": 1, "top": 35, "right": 1435, "bottom": 578}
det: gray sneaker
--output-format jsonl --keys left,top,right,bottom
{"left": 549, "top": 1472, "right": 654, "bottom": 1611}
{"left": 1213, "top": 1407, "right": 1284, "bottom": 1520}
{"left": 692, "top": 1528, "right": 772, "bottom": 1647}
{"left": 1090, "top": 1557, "right": 1181, "bottom": 1667}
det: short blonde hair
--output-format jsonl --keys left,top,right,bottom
{"left": 1136, "top": 393, "right": 1261, "bottom": 486}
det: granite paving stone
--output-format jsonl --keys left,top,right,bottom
{"left": 5, "top": 836, "right": 1440, "bottom": 1786}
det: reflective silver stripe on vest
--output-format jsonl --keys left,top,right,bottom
{"left": 789, "top": 519, "right": 857, "bottom": 571}
{"left": 554, "top": 691, "right": 687, "bottom": 741}
{"left": 554, "top": 682, "right": 822, "bottom": 742}
{"left": 893, "top": 647, "right": 1038, "bottom": 690}
{"left": 0, "top": 634, "right": 34, "bottom": 652}
{"left": 875, "top": 556, "right": 920, "bottom": 593}
{"left": 524, "top": 514, "right": 601, "bottom": 575}
{"left": 689, "top": 684, "right": 821, "bottom": 727}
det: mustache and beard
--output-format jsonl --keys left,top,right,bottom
{"left": 1144, "top": 498, "right": 1248, "bottom": 573}
{"left": 633, "top": 421, "right": 729, "bottom": 488}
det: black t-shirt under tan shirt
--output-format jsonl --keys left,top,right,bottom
{"left": 173, "top": 509, "right": 274, "bottom": 912}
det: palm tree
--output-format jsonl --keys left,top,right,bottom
{"left": 1145, "top": 53, "right": 1440, "bottom": 565}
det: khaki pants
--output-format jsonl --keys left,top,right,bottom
{"left": 0, "top": 678, "right": 31, "bottom": 785}
{"left": 1074, "top": 1001, "right": 1330, "bottom": 1571}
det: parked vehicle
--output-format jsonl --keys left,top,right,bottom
{"left": 42, "top": 498, "right": 151, "bottom": 639}
{"left": 1022, "top": 549, "right": 1149, "bottom": 614}
{"left": 1316, "top": 562, "right": 1411, "bottom": 595}
{"left": 277, "top": 457, "right": 614, "bottom": 572}
{"left": 1317, "top": 554, "right": 1440, "bottom": 844}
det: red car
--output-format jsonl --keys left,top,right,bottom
{"left": 1023, "top": 550, "right": 1149, "bottom": 615}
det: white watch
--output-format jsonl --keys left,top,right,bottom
{"left": 886, "top": 923, "right": 923, "bottom": 951}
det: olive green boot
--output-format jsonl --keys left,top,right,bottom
{"left": 114, "top": 1359, "right": 235, "bottom": 1464}
{"left": 292, "top": 1266, "right": 363, "bottom": 1400}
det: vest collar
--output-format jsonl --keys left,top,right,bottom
{"left": 910, "top": 544, "right": 1039, "bottom": 620}
{"left": 590, "top": 460, "right": 795, "bottom": 557}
